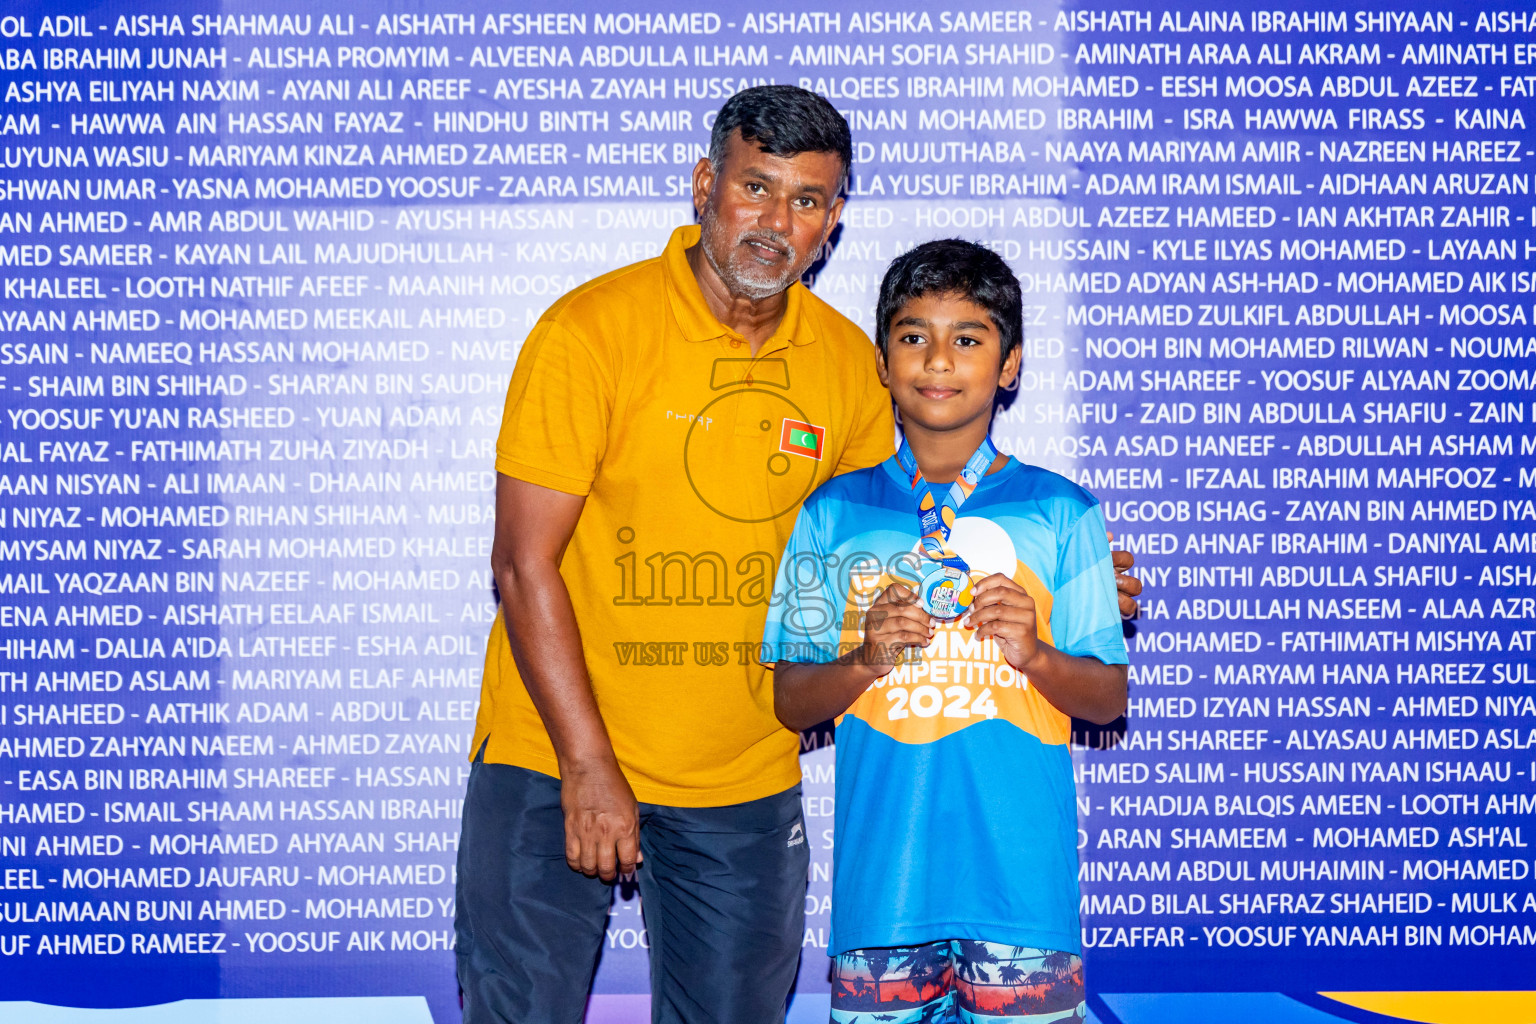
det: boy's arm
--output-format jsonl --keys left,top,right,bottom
{"left": 773, "top": 662, "right": 875, "bottom": 734}
{"left": 773, "top": 582, "right": 933, "bottom": 732}
{"left": 1024, "top": 646, "right": 1128, "bottom": 725}
{"left": 967, "top": 575, "right": 1128, "bottom": 724}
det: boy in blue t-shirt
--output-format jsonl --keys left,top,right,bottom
{"left": 763, "top": 240, "right": 1129, "bottom": 1023}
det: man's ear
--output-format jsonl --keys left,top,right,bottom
{"left": 690, "top": 157, "right": 714, "bottom": 219}
{"left": 820, "top": 195, "right": 846, "bottom": 248}
{"left": 999, "top": 343, "right": 1022, "bottom": 390}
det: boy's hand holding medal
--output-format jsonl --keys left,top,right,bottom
{"left": 963, "top": 573, "right": 1040, "bottom": 672}
{"left": 857, "top": 581, "right": 935, "bottom": 676}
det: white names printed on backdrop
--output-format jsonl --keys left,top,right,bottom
{"left": 0, "top": 0, "right": 1533, "bottom": 1006}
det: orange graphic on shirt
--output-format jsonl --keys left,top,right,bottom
{"left": 838, "top": 562, "right": 1071, "bottom": 747}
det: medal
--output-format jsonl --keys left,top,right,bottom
{"left": 895, "top": 436, "right": 999, "bottom": 620}
{"left": 918, "top": 563, "right": 974, "bottom": 620}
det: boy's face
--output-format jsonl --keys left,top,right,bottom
{"left": 876, "top": 291, "right": 1021, "bottom": 436}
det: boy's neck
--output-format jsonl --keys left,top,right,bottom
{"left": 903, "top": 419, "right": 1003, "bottom": 484}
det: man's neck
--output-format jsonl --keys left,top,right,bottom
{"left": 904, "top": 419, "right": 1003, "bottom": 485}
{"left": 685, "top": 242, "right": 788, "bottom": 353}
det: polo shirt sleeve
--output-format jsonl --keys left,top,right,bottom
{"left": 760, "top": 496, "right": 844, "bottom": 666}
{"left": 495, "top": 318, "right": 614, "bottom": 496}
{"left": 1050, "top": 501, "right": 1130, "bottom": 666}
{"left": 834, "top": 355, "right": 894, "bottom": 476}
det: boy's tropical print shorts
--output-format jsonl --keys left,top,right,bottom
{"left": 831, "top": 939, "right": 1086, "bottom": 1024}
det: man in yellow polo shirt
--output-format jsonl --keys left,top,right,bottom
{"left": 469, "top": 216, "right": 889, "bottom": 809}
{"left": 455, "top": 86, "right": 1137, "bottom": 1023}
{"left": 455, "top": 86, "right": 885, "bottom": 1024}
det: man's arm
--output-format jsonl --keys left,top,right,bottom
{"left": 492, "top": 473, "right": 640, "bottom": 882}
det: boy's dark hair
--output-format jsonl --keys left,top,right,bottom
{"left": 875, "top": 239, "right": 1023, "bottom": 364}
{"left": 709, "top": 85, "right": 853, "bottom": 191}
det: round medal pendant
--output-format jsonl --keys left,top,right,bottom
{"left": 919, "top": 563, "right": 973, "bottom": 620}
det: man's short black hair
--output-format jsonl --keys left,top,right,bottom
{"left": 709, "top": 85, "right": 853, "bottom": 190}
{"left": 875, "top": 239, "right": 1022, "bottom": 364}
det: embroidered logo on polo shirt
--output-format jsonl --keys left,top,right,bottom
{"left": 779, "top": 419, "right": 824, "bottom": 460}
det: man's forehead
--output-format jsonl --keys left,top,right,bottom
{"left": 720, "top": 132, "right": 844, "bottom": 189}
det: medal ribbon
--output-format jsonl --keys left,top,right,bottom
{"left": 894, "top": 436, "right": 998, "bottom": 571}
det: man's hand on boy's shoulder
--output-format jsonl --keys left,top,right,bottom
{"left": 964, "top": 575, "right": 1043, "bottom": 671}
{"left": 1112, "top": 549, "right": 1142, "bottom": 618}
{"left": 1109, "top": 532, "right": 1143, "bottom": 619}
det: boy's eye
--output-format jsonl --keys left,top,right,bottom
{"left": 898, "top": 332, "right": 926, "bottom": 345}
{"left": 955, "top": 334, "right": 982, "bottom": 347}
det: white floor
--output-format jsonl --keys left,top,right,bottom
{"left": 0, "top": 998, "right": 434, "bottom": 1024}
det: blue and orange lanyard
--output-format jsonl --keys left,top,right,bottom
{"left": 894, "top": 436, "right": 998, "bottom": 571}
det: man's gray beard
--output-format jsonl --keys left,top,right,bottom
{"left": 698, "top": 203, "right": 802, "bottom": 302}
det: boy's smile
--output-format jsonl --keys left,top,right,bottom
{"left": 877, "top": 292, "right": 1021, "bottom": 450}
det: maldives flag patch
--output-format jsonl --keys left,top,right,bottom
{"left": 779, "top": 419, "right": 825, "bottom": 460}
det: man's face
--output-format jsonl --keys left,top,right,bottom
{"left": 692, "top": 131, "right": 845, "bottom": 301}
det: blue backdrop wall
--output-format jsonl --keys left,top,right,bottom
{"left": 1, "top": 2, "right": 1533, "bottom": 1022}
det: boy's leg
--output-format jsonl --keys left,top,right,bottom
{"left": 455, "top": 761, "right": 614, "bottom": 1024}
{"left": 953, "top": 941, "right": 1085, "bottom": 1023}
{"left": 635, "top": 784, "right": 809, "bottom": 1024}
{"left": 830, "top": 940, "right": 957, "bottom": 1024}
